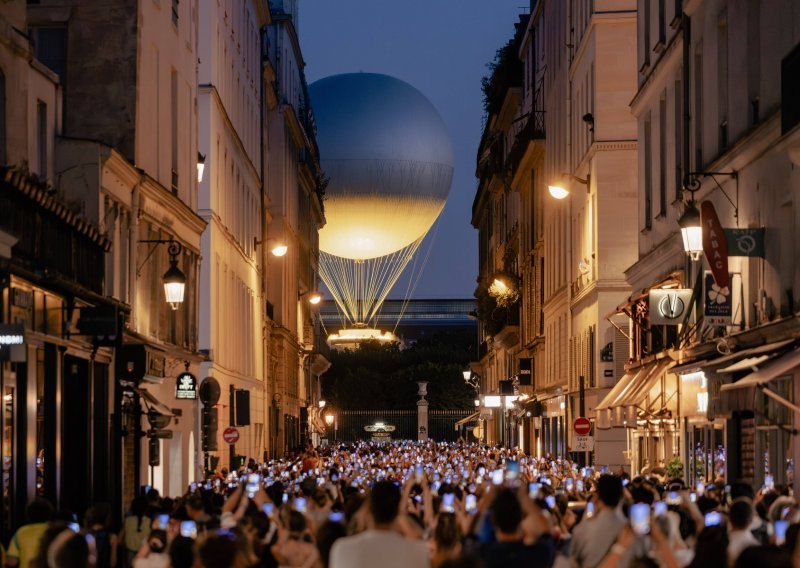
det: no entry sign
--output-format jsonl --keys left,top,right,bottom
{"left": 222, "top": 427, "right": 240, "bottom": 444}
{"left": 573, "top": 417, "right": 591, "bottom": 436}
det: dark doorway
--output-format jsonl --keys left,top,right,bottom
{"left": 61, "top": 356, "right": 90, "bottom": 519}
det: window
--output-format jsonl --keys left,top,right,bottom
{"left": 717, "top": 11, "right": 729, "bottom": 151}
{"left": 659, "top": 92, "right": 667, "bottom": 216}
{"left": 30, "top": 27, "right": 67, "bottom": 83}
{"left": 36, "top": 101, "right": 47, "bottom": 180}
{"left": 657, "top": 0, "right": 666, "bottom": 46}
{"left": 694, "top": 43, "right": 703, "bottom": 168}
{"left": 644, "top": 112, "right": 653, "bottom": 229}
{"left": 747, "top": 0, "right": 761, "bottom": 127}
{"left": 641, "top": 0, "right": 651, "bottom": 71}
{"left": 172, "top": 0, "right": 179, "bottom": 26}
{"left": 674, "top": 78, "right": 683, "bottom": 200}
{"left": 170, "top": 70, "right": 178, "bottom": 194}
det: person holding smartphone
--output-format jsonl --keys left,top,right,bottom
{"left": 570, "top": 475, "right": 631, "bottom": 568}
{"left": 728, "top": 499, "right": 759, "bottom": 564}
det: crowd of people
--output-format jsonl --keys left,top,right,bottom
{"left": 2, "top": 440, "right": 799, "bottom": 568}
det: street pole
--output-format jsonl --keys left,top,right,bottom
{"left": 229, "top": 385, "right": 235, "bottom": 471}
{"left": 580, "top": 374, "right": 588, "bottom": 467}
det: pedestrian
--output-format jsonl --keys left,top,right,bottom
{"left": 120, "top": 497, "right": 151, "bottom": 567}
{"left": 329, "top": 480, "right": 429, "bottom": 568}
{"left": 569, "top": 475, "right": 627, "bottom": 568}
{"left": 6, "top": 498, "right": 55, "bottom": 568}
{"left": 84, "top": 504, "right": 118, "bottom": 568}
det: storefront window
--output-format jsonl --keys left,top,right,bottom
{"left": 2, "top": 376, "right": 14, "bottom": 542}
{"left": 756, "top": 377, "right": 792, "bottom": 486}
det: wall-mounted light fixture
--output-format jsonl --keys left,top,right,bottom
{"left": 138, "top": 239, "right": 186, "bottom": 310}
{"left": 254, "top": 237, "right": 288, "bottom": 257}
{"left": 547, "top": 172, "right": 591, "bottom": 199}
{"left": 197, "top": 152, "right": 206, "bottom": 183}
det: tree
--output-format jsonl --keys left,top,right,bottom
{"left": 321, "top": 328, "right": 477, "bottom": 410}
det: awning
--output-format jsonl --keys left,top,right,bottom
{"left": 719, "top": 348, "right": 800, "bottom": 415}
{"left": 595, "top": 359, "right": 674, "bottom": 429}
{"left": 133, "top": 386, "right": 173, "bottom": 417}
{"left": 720, "top": 348, "right": 800, "bottom": 392}
{"left": 671, "top": 339, "right": 795, "bottom": 375}
{"left": 455, "top": 411, "right": 481, "bottom": 427}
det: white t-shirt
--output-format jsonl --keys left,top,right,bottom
{"left": 330, "top": 530, "right": 430, "bottom": 568}
{"left": 728, "top": 529, "right": 759, "bottom": 563}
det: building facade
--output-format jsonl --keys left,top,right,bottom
{"left": 264, "top": 1, "right": 327, "bottom": 457}
{"left": 197, "top": 0, "right": 271, "bottom": 472}
{"left": 28, "top": 0, "right": 206, "bottom": 510}
{"left": 602, "top": 0, "right": 800, "bottom": 488}
{"left": 473, "top": 0, "right": 639, "bottom": 465}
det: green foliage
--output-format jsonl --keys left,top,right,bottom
{"left": 481, "top": 32, "right": 524, "bottom": 116}
{"left": 322, "top": 328, "right": 477, "bottom": 410}
{"left": 666, "top": 456, "right": 685, "bottom": 479}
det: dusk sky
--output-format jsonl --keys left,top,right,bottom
{"left": 301, "top": 1, "right": 528, "bottom": 300}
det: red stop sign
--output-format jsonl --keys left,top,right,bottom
{"left": 222, "top": 427, "right": 240, "bottom": 444}
{"left": 573, "top": 417, "right": 591, "bottom": 436}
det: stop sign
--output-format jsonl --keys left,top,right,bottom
{"left": 573, "top": 417, "right": 591, "bottom": 436}
{"left": 222, "top": 427, "right": 240, "bottom": 444}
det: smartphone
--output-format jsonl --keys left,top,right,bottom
{"left": 690, "top": 492, "right": 697, "bottom": 503}
{"left": 765, "top": 475, "right": 775, "bottom": 491}
{"left": 695, "top": 481, "right": 704, "bottom": 496}
{"left": 775, "top": 520, "right": 789, "bottom": 546}
{"left": 529, "top": 482, "right": 542, "bottom": 499}
{"left": 666, "top": 491, "right": 681, "bottom": 505}
{"left": 442, "top": 493, "right": 456, "bottom": 513}
{"left": 545, "top": 495, "right": 556, "bottom": 509}
{"left": 156, "top": 514, "right": 170, "bottom": 530}
{"left": 329, "top": 511, "right": 345, "bottom": 523}
{"left": 630, "top": 503, "right": 650, "bottom": 536}
{"left": 585, "top": 501, "right": 595, "bottom": 519}
{"left": 505, "top": 461, "right": 520, "bottom": 481}
{"left": 414, "top": 464, "right": 424, "bottom": 483}
{"left": 294, "top": 497, "right": 308, "bottom": 513}
{"left": 180, "top": 520, "right": 197, "bottom": 539}
{"left": 704, "top": 511, "right": 722, "bottom": 526}
{"left": 190, "top": 482, "right": 197, "bottom": 493}
{"left": 478, "top": 466, "right": 486, "bottom": 476}
{"left": 491, "top": 470, "right": 504, "bottom": 486}
{"left": 622, "top": 478, "right": 630, "bottom": 487}
{"left": 565, "top": 478, "right": 574, "bottom": 491}
{"left": 654, "top": 502, "right": 667, "bottom": 517}
{"left": 465, "top": 494, "right": 477, "bottom": 513}
{"left": 262, "top": 503, "right": 274, "bottom": 516}
{"left": 576, "top": 480, "right": 584, "bottom": 492}
{"left": 68, "top": 522, "right": 80, "bottom": 533}
{"left": 282, "top": 493, "right": 289, "bottom": 504}
{"left": 205, "top": 481, "right": 212, "bottom": 490}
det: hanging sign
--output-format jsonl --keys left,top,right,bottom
{"left": 704, "top": 271, "right": 732, "bottom": 326}
{"left": 701, "top": 202, "right": 729, "bottom": 288}
{"left": 649, "top": 289, "right": 694, "bottom": 325}
{"left": 724, "top": 228, "right": 765, "bottom": 258}
{"left": 517, "top": 358, "right": 532, "bottom": 385}
{"left": 175, "top": 372, "right": 197, "bottom": 400}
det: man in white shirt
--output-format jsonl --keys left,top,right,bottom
{"left": 330, "top": 480, "right": 430, "bottom": 568}
{"left": 728, "top": 499, "right": 759, "bottom": 564}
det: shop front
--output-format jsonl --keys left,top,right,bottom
{"left": 596, "top": 358, "right": 679, "bottom": 476}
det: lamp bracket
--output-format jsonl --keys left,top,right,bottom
{"left": 136, "top": 239, "right": 183, "bottom": 276}
{"left": 682, "top": 171, "right": 739, "bottom": 222}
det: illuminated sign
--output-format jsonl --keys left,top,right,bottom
{"left": 175, "top": 372, "right": 197, "bottom": 400}
{"left": 649, "top": 289, "right": 693, "bottom": 325}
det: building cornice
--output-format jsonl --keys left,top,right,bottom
{"left": 630, "top": 28, "right": 683, "bottom": 114}
{"left": 138, "top": 175, "right": 207, "bottom": 251}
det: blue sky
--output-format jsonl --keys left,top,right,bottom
{"left": 300, "top": 1, "right": 528, "bottom": 299}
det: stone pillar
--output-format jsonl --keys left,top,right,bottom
{"left": 417, "top": 381, "right": 429, "bottom": 441}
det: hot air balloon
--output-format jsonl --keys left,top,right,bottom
{"left": 309, "top": 73, "right": 453, "bottom": 345}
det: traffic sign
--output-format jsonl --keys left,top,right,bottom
{"left": 574, "top": 435, "right": 594, "bottom": 452}
{"left": 222, "top": 427, "right": 240, "bottom": 444}
{"left": 573, "top": 417, "right": 591, "bottom": 436}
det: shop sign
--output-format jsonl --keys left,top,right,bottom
{"left": 175, "top": 372, "right": 197, "bottom": 400}
{"left": 517, "top": 358, "right": 532, "bottom": 385}
{"left": 649, "top": 289, "right": 693, "bottom": 325}
{"left": 704, "top": 271, "right": 732, "bottom": 326}
{"left": 701, "top": 202, "right": 729, "bottom": 288}
{"left": 725, "top": 228, "right": 765, "bottom": 258}
{"left": 573, "top": 435, "right": 594, "bottom": 451}
{"left": 0, "top": 323, "right": 25, "bottom": 362}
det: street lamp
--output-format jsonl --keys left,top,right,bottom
{"left": 678, "top": 201, "right": 703, "bottom": 260}
{"left": 324, "top": 413, "right": 334, "bottom": 426}
{"left": 254, "top": 237, "right": 289, "bottom": 257}
{"left": 318, "top": 399, "right": 326, "bottom": 409}
{"left": 547, "top": 172, "right": 591, "bottom": 199}
{"left": 139, "top": 240, "right": 186, "bottom": 309}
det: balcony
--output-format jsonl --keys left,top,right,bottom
{"left": 506, "top": 111, "right": 545, "bottom": 175}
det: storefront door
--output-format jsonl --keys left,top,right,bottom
{"left": 688, "top": 421, "right": 726, "bottom": 484}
